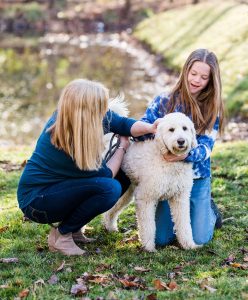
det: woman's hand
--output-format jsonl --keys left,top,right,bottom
{"left": 119, "top": 136, "right": 130, "bottom": 151}
{"left": 163, "top": 153, "right": 188, "bottom": 162}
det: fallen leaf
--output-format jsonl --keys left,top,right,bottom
{"left": 55, "top": 260, "right": 65, "bottom": 272}
{"left": 88, "top": 276, "right": 109, "bottom": 285}
{"left": 18, "top": 289, "right": 29, "bottom": 298}
{"left": 243, "top": 256, "right": 248, "bottom": 262}
{"left": 66, "top": 267, "right": 72, "bottom": 273}
{"left": 0, "top": 258, "right": 19, "bottom": 263}
{"left": 0, "top": 285, "right": 9, "bottom": 289}
{"left": 146, "top": 293, "right": 157, "bottom": 300}
{"left": 47, "top": 274, "right": 59, "bottom": 285}
{"left": 153, "top": 279, "right": 170, "bottom": 291}
{"left": 121, "top": 235, "right": 139, "bottom": 244}
{"left": 0, "top": 226, "right": 9, "bottom": 233}
{"left": 203, "top": 285, "right": 217, "bottom": 293}
{"left": 34, "top": 279, "right": 45, "bottom": 286}
{"left": 224, "top": 254, "right": 235, "bottom": 265}
{"left": 230, "top": 263, "right": 248, "bottom": 270}
{"left": 95, "top": 263, "right": 112, "bottom": 272}
{"left": 70, "top": 284, "right": 88, "bottom": 296}
{"left": 168, "top": 281, "right": 178, "bottom": 290}
{"left": 119, "top": 279, "right": 144, "bottom": 289}
{"left": 134, "top": 266, "right": 151, "bottom": 272}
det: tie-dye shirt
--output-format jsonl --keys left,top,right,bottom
{"left": 140, "top": 93, "right": 219, "bottom": 179}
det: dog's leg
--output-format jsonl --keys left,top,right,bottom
{"left": 169, "top": 195, "right": 202, "bottom": 249}
{"left": 103, "top": 185, "right": 134, "bottom": 232}
{"left": 135, "top": 197, "right": 157, "bottom": 252}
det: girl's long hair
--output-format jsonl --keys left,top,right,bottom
{"left": 48, "top": 79, "right": 108, "bottom": 170}
{"left": 168, "top": 49, "right": 225, "bottom": 134}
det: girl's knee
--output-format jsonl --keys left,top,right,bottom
{"left": 193, "top": 231, "right": 213, "bottom": 245}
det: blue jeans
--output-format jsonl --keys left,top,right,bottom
{"left": 155, "top": 178, "right": 216, "bottom": 246}
{"left": 22, "top": 170, "right": 130, "bottom": 234}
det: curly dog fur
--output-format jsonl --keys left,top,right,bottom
{"left": 103, "top": 112, "right": 202, "bottom": 252}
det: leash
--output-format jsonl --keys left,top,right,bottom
{"left": 104, "top": 133, "right": 121, "bottom": 163}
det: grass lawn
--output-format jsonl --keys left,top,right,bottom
{"left": 134, "top": 0, "right": 248, "bottom": 118}
{"left": 0, "top": 142, "right": 247, "bottom": 299}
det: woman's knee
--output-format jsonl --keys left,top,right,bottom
{"left": 103, "top": 179, "right": 122, "bottom": 209}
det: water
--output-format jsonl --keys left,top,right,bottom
{"left": 0, "top": 33, "right": 174, "bottom": 146}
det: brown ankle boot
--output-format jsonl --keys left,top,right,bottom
{"left": 72, "top": 230, "right": 96, "bottom": 243}
{"left": 48, "top": 227, "right": 59, "bottom": 252}
{"left": 48, "top": 228, "right": 86, "bottom": 256}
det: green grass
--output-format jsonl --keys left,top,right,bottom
{"left": 134, "top": 1, "right": 248, "bottom": 118}
{"left": 0, "top": 142, "right": 248, "bottom": 299}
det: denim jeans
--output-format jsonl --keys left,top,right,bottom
{"left": 155, "top": 177, "right": 216, "bottom": 246}
{"left": 22, "top": 170, "right": 130, "bottom": 234}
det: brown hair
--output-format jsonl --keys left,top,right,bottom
{"left": 48, "top": 79, "right": 108, "bottom": 170}
{"left": 168, "top": 49, "right": 225, "bottom": 134}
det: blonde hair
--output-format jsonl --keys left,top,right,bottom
{"left": 48, "top": 79, "right": 109, "bottom": 170}
{"left": 168, "top": 49, "right": 225, "bottom": 134}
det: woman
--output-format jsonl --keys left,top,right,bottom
{"left": 139, "top": 49, "right": 225, "bottom": 246}
{"left": 17, "top": 79, "right": 157, "bottom": 256}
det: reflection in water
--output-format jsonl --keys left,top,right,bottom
{"left": 0, "top": 34, "right": 172, "bottom": 145}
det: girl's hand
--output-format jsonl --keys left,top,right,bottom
{"left": 163, "top": 153, "right": 188, "bottom": 162}
{"left": 149, "top": 118, "right": 165, "bottom": 134}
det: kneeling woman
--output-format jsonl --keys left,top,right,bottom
{"left": 17, "top": 79, "right": 156, "bottom": 256}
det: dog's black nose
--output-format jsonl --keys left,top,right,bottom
{"left": 177, "top": 138, "right": 185, "bottom": 146}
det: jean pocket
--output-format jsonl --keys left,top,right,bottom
{"left": 24, "top": 204, "right": 49, "bottom": 224}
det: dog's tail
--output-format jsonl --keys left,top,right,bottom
{"left": 108, "top": 93, "right": 129, "bottom": 117}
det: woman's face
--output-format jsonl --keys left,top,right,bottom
{"left": 187, "top": 61, "right": 210, "bottom": 98}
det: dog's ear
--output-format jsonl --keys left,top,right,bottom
{"left": 155, "top": 131, "right": 169, "bottom": 155}
{"left": 190, "top": 124, "right": 198, "bottom": 148}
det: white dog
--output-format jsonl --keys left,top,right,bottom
{"left": 103, "top": 112, "right": 202, "bottom": 252}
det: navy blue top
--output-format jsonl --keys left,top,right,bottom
{"left": 17, "top": 110, "right": 136, "bottom": 209}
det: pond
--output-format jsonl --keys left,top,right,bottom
{"left": 0, "top": 33, "right": 175, "bottom": 146}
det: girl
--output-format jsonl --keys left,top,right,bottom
{"left": 140, "top": 49, "right": 224, "bottom": 246}
{"left": 17, "top": 79, "right": 157, "bottom": 256}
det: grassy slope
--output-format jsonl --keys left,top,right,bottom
{"left": 134, "top": 1, "right": 248, "bottom": 118}
{"left": 0, "top": 142, "right": 247, "bottom": 299}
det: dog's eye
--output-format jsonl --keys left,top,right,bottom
{"left": 169, "top": 128, "right": 175, "bottom": 132}
{"left": 183, "top": 126, "right": 188, "bottom": 131}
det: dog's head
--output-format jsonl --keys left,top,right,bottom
{"left": 155, "top": 112, "right": 197, "bottom": 156}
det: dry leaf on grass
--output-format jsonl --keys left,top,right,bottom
{"left": 168, "top": 281, "right": 178, "bottom": 290}
{"left": 153, "top": 279, "right": 170, "bottom": 291}
{"left": 0, "top": 226, "right": 9, "bottom": 233}
{"left": 70, "top": 284, "right": 88, "bottom": 296}
{"left": 244, "top": 256, "right": 248, "bottom": 262}
{"left": 0, "top": 285, "right": 9, "bottom": 289}
{"left": 230, "top": 263, "right": 248, "bottom": 270}
{"left": 95, "top": 263, "right": 112, "bottom": 272}
{"left": 0, "top": 257, "right": 19, "bottom": 263}
{"left": 134, "top": 266, "right": 151, "bottom": 272}
{"left": 55, "top": 260, "right": 65, "bottom": 272}
{"left": 47, "top": 274, "right": 59, "bottom": 285}
{"left": 18, "top": 289, "right": 29, "bottom": 298}
{"left": 146, "top": 293, "right": 157, "bottom": 300}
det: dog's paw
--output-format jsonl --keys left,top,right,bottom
{"left": 143, "top": 243, "right": 157, "bottom": 252}
{"left": 180, "top": 242, "right": 202, "bottom": 250}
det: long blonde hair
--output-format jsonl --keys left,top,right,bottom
{"left": 48, "top": 79, "right": 109, "bottom": 170}
{"left": 168, "top": 49, "right": 225, "bottom": 134}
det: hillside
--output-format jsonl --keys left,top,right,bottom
{"left": 134, "top": 1, "right": 248, "bottom": 118}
